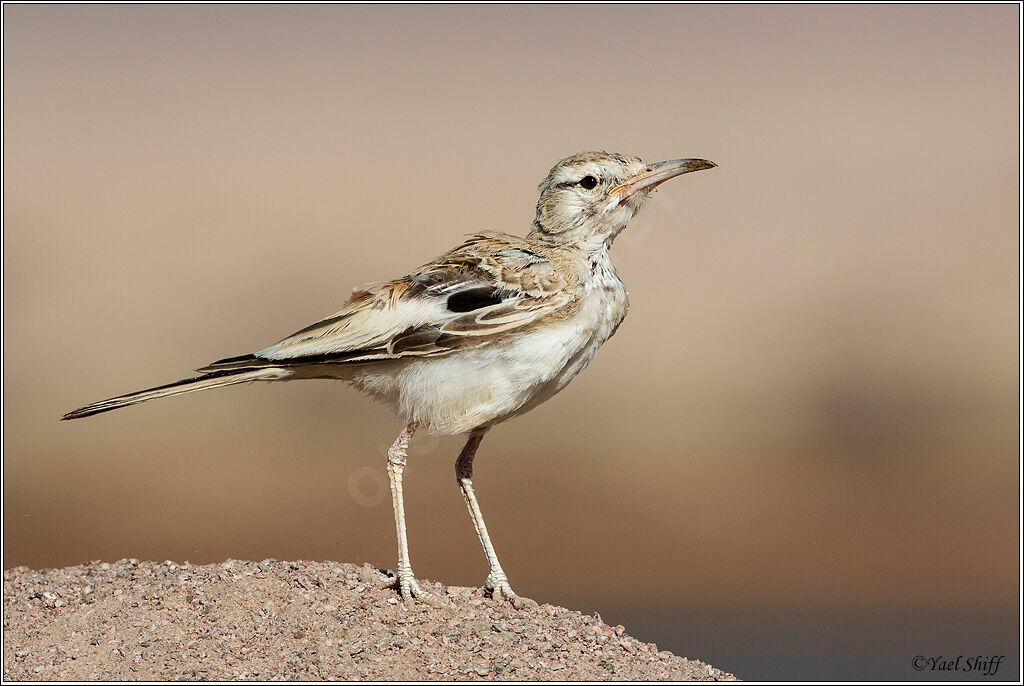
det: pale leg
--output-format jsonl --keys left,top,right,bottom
{"left": 456, "top": 429, "right": 535, "bottom": 609}
{"left": 386, "top": 421, "right": 450, "bottom": 608}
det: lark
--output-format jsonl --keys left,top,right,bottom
{"left": 63, "top": 151, "right": 716, "bottom": 609}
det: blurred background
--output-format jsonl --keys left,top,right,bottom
{"left": 3, "top": 4, "right": 1018, "bottom": 680}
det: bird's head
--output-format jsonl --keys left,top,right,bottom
{"left": 528, "top": 151, "right": 715, "bottom": 250}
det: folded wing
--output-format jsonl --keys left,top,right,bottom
{"left": 198, "top": 233, "right": 576, "bottom": 372}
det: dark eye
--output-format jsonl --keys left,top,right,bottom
{"left": 579, "top": 175, "right": 598, "bottom": 190}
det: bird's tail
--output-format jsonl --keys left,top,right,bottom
{"left": 61, "top": 367, "right": 288, "bottom": 420}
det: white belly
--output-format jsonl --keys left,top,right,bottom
{"left": 349, "top": 275, "right": 628, "bottom": 435}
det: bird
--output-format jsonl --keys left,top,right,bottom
{"left": 62, "top": 151, "right": 716, "bottom": 609}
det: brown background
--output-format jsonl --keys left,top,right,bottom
{"left": 3, "top": 5, "right": 1019, "bottom": 680}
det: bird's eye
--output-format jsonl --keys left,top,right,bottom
{"left": 579, "top": 175, "right": 598, "bottom": 190}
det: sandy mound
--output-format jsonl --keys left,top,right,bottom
{"left": 3, "top": 559, "right": 736, "bottom": 681}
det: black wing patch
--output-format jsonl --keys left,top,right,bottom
{"left": 446, "top": 286, "right": 504, "bottom": 313}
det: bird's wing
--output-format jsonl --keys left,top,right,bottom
{"left": 198, "top": 233, "right": 578, "bottom": 370}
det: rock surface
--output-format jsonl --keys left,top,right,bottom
{"left": 4, "top": 559, "right": 736, "bottom": 681}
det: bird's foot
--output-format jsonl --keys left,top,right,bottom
{"left": 387, "top": 570, "right": 454, "bottom": 611}
{"left": 485, "top": 570, "right": 537, "bottom": 610}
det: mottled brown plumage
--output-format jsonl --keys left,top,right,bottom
{"left": 227, "top": 232, "right": 582, "bottom": 367}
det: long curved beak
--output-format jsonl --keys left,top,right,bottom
{"left": 608, "top": 158, "right": 716, "bottom": 199}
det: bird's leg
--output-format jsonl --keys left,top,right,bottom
{"left": 385, "top": 421, "right": 451, "bottom": 609}
{"left": 456, "top": 429, "right": 536, "bottom": 610}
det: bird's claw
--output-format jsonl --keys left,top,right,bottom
{"left": 485, "top": 571, "right": 536, "bottom": 610}
{"left": 388, "top": 571, "right": 454, "bottom": 611}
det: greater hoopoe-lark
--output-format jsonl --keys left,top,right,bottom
{"left": 64, "top": 152, "right": 716, "bottom": 608}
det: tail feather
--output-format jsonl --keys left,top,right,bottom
{"left": 61, "top": 367, "right": 287, "bottom": 420}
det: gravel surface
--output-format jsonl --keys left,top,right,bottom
{"left": 4, "top": 559, "right": 736, "bottom": 681}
